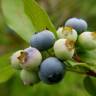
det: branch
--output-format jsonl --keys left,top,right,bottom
{"left": 67, "top": 68, "right": 96, "bottom": 77}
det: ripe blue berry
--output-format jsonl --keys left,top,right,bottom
{"left": 30, "top": 30, "right": 56, "bottom": 51}
{"left": 20, "top": 69, "right": 40, "bottom": 85}
{"left": 54, "top": 39, "right": 75, "bottom": 60}
{"left": 39, "top": 57, "right": 65, "bottom": 84}
{"left": 20, "top": 47, "right": 42, "bottom": 71}
{"left": 65, "top": 18, "right": 88, "bottom": 33}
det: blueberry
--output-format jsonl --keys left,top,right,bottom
{"left": 20, "top": 69, "right": 40, "bottom": 85}
{"left": 54, "top": 39, "right": 75, "bottom": 60}
{"left": 78, "top": 32, "right": 96, "bottom": 50}
{"left": 11, "top": 50, "right": 23, "bottom": 70}
{"left": 20, "top": 47, "right": 42, "bottom": 71}
{"left": 57, "top": 26, "right": 78, "bottom": 42}
{"left": 65, "top": 18, "right": 88, "bottom": 33}
{"left": 30, "top": 30, "right": 56, "bottom": 51}
{"left": 39, "top": 57, "right": 65, "bottom": 84}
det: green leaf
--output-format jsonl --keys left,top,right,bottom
{"left": 84, "top": 76, "right": 96, "bottom": 96}
{"left": 2, "top": 0, "right": 57, "bottom": 42}
{"left": 0, "top": 53, "right": 15, "bottom": 83}
{"left": 9, "top": 75, "right": 32, "bottom": 96}
{"left": 2, "top": 0, "right": 36, "bottom": 42}
{"left": 78, "top": 49, "right": 96, "bottom": 66}
{"left": 23, "top": 0, "right": 57, "bottom": 37}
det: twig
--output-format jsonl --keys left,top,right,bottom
{"left": 67, "top": 68, "right": 96, "bottom": 77}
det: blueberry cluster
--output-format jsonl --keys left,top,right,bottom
{"left": 11, "top": 17, "right": 92, "bottom": 86}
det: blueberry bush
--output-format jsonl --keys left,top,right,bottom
{"left": 0, "top": 0, "right": 96, "bottom": 96}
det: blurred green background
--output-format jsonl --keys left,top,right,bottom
{"left": 0, "top": 0, "right": 96, "bottom": 96}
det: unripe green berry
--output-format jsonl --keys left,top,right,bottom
{"left": 54, "top": 39, "right": 75, "bottom": 60}
{"left": 11, "top": 50, "right": 23, "bottom": 70}
{"left": 78, "top": 32, "right": 96, "bottom": 50}
{"left": 20, "top": 69, "right": 40, "bottom": 85}
{"left": 57, "top": 26, "right": 78, "bottom": 42}
{"left": 20, "top": 47, "right": 42, "bottom": 71}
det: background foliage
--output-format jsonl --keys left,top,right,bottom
{"left": 0, "top": 0, "right": 96, "bottom": 96}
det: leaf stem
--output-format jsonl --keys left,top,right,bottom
{"left": 66, "top": 67, "right": 96, "bottom": 77}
